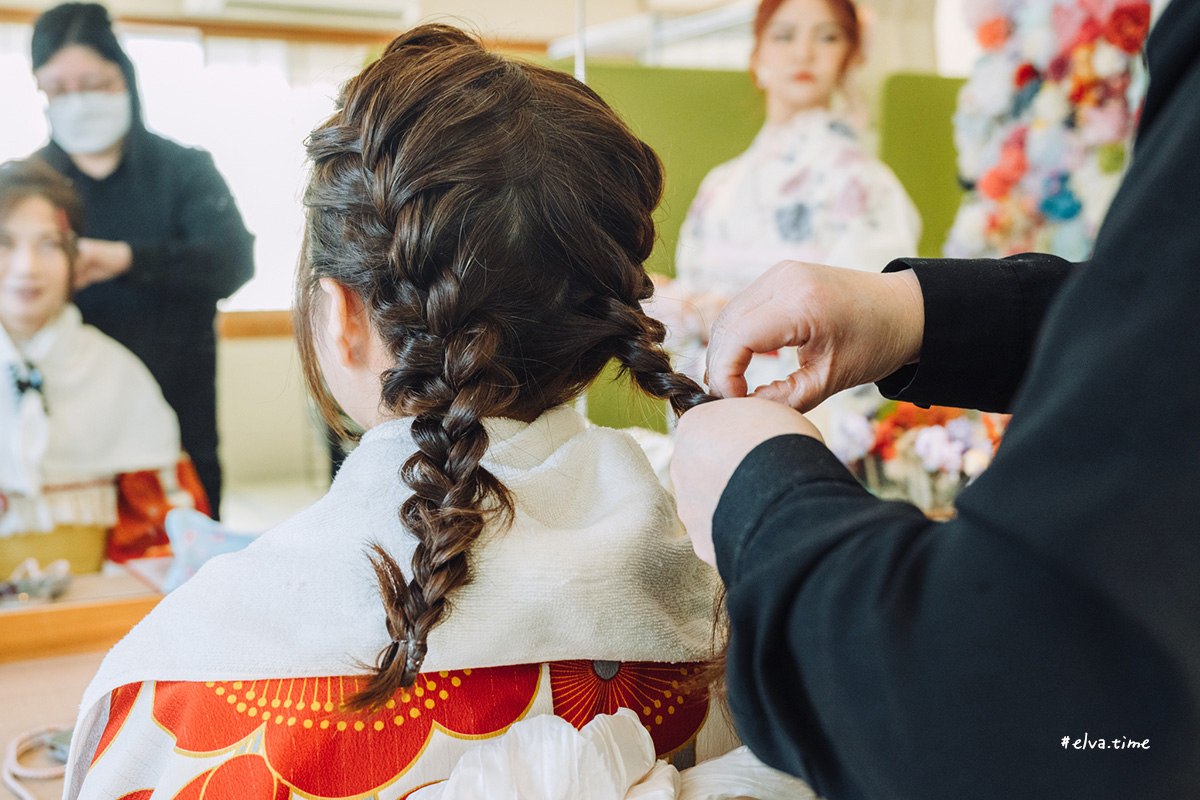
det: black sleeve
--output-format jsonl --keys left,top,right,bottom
{"left": 711, "top": 10, "right": 1200, "bottom": 798}
{"left": 126, "top": 149, "right": 255, "bottom": 301}
{"left": 875, "top": 253, "right": 1075, "bottom": 413}
{"left": 713, "top": 436, "right": 1195, "bottom": 800}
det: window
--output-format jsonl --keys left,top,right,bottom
{"left": 0, "top": 21, "right": 370, "bottom": 310}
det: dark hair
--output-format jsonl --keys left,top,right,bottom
{"left": 0, "top": 159, "right": 83, "bottom": 260}
{"left": 31, "top": 2, "right": 144, "bottom": 124}
{"left": 753, "top": 0, "right": 863, "bottom": 74}
{"left": 295, "top": 24, "right": 714, "bottom": 710}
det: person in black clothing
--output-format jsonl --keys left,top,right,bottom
{"left": 671, "top": 1, "right": 1200, "bottom": 798}
{"left": 30, "top": 3, "right": 254, "bottom": 516}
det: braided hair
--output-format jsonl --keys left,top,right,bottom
{"left": 294, "top": 24, "right": 713, "bottom": 710}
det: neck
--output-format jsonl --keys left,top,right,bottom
{"left": 764, "top": 100, "right": 829, "bottom": 127}
{"left": 69, "top": 137, "right": 125, "bottom": 179}
{"left": 2, "top": 320, "right": 37, "bottom": 345}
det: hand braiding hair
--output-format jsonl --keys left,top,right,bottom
{"left": 293, "top": 24, "right": 715, "bottom": 710}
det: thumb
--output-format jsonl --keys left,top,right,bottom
{"left": 706, "top": 313, "right": 810, "bottom": 399}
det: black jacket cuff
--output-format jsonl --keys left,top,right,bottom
{"left": 876, "top": 257, "right": 1027, "bottom": 412}
{"left": 713, "top": 434, "right": 866, "bottom": 584}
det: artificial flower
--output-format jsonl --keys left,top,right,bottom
{"left": 963, "top": 448, "right": 992, "bottom": 478}
{"left": 1096, "top": 141, "right": 1126, "bottom": 173}
{"left": 828, "top": 412, "right": 875, "bottom": 465}
{"left": 1016, "top": 1, "right": 1058, "bottom": 68}
{"left": 914, "top": 426, "right": 965, "bottom": 475}
{"left": 1040, "top": 185, "right": 1082, "bottom": 221}
{"left": 1104, "top": 2, "right": 1151, "bottom": 53}
{"left": 946, "top": 0, "right": 1149, "bottom": 261}
{"left": 1091, "top": 39, "right": 1129, "bottom": 79}
{"left": 978, "top": 17, "right": 1013, "bottom": 49}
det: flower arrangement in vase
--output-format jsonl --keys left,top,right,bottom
{"left": 945, "top": 0, "right": 1152, "bottom": 260}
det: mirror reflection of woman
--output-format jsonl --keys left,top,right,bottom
{"left": 0, "top": 159, "right": 207, "bottom": 577}
{"left": 654, "top": 0, "right": 920, "bottom": 444}
{"left": 30, "top": 2, "right": 255, "bottom": 515}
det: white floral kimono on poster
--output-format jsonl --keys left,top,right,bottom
{"left": 660, "top": 108, "right": 921, "bottom": 459}
{"left": 63, "top": 407, "right": 804, "bottom": 800}
{"left": 0, "top": 304, "right": 183, "bottom": 539}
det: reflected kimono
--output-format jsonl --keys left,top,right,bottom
{"left": 666, "top": 108, "right": 921, "bottom": 451}
{"left": 64, "top": 408, "right": 758, "bottom": 800}
{"left": 676, "top": 108, "right": 920, "bottom": 297}
{"left": 0, "top": 305, "right": 203, "bottom": 573}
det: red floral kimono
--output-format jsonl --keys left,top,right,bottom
{"left": 65, "top": 409, "right": 735, "bottom": 799}
{"left": 88, "top": 661, "right": 717, "bottom": 799}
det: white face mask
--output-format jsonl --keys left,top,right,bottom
{"left": 45, "top": 91, "right": 132, "bottom": 155}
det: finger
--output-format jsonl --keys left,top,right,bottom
{"left": 750, "top": 375, "right": 800, "bottom": 407}
{"left": 750, "top": 367, "right": 822, "bottom": 411}
{"left": 706, "top": 309, "right": 808, "bottom": 399}
{"left": 704, "top": 346, "right": 751, "bottom": 398}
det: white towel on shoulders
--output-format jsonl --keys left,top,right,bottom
{"left": 0, "top": 305, "right": 180, "bottom": 535}
{"left": 65, "top": 405, "right": 723, "bottom": 795}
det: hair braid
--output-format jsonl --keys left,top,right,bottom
{"left": 589, "top": 293, "right": 716, "bottom": 417}
{"left": 347, "top": 316, "right": 516, "bottom": 710}
{"left": 293, "top": 25, "right": 729, "bottom": 711}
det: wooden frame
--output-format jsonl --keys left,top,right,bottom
{"left": 217, "top": 309, "right": 292, "bottom": 338}
{"left": 0, "top": 594, "right": 161, "bottom": 663}
{"left": 0, "top": 573, "right": 162, "bottom": 663}
{"left": 0, "top": 7, "right": 547, "bottom": 51}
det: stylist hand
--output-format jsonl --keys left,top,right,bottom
{"left": 672, "top": 397, "right": 822, "bottom": 566}
{"left": 75, "top": 237, "right": 132, "bottom": 289}
{"left": 705, "top": 260, "right": 925, "bottom": 411}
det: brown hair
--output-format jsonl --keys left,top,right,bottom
{"left": 753, "top": 0, "right": 863, "bottom": 72}
{"left": 294, "top": 24, "right": 714, "bottom": 710}
{"left": 0, "top": 158, "right": 82, "bottom": 261}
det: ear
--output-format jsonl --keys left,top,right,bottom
{"left": 318, "top": 278, "right": 371, "bottom": 368}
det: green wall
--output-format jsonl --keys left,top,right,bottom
{"left": 575, "top": 64, "right": 765, "bottom": 431}
{"left": 878, "top": 73, "right": 966, "bottom": 259}
{"left": 582, "top": 63, "right": 766, "bottom": 278}
{"left": 545, "top": 62, "right": 965, "bottom": 429}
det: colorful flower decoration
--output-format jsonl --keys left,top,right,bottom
{"left": 839, "top": 400, "right": 1011, "bottom": 516}
{"left": 946, "top": 0, "right": 1151, "bottom": 261}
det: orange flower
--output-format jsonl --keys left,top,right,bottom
{"left": 978, "top": 144, "right": 1028, "bottom": 201}
{"left": 977, "top": 17, "right": 1011, "bottom": 50}
{"left": 151, "top": 666, "right": 540, "bottom": 798}
{"left": 871, "top": 404, "right": 966, "bottom": 462}
{"left": 982, "top": 414, "right": 1011, "bottom": 449}
{"left": 172, "top": 754, "right": 288, "bottom": 800}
